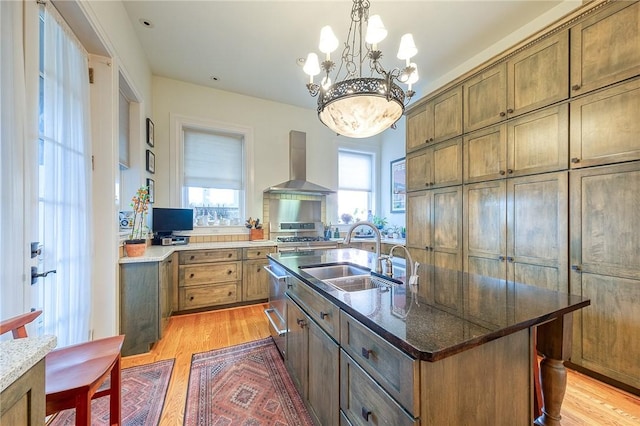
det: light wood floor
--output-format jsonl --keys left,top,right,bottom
{"left": 122, "top": 304, "right": 640, "bottom": 425}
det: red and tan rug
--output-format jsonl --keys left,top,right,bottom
{"left": 184, "top": 337, "right": 313, "bottom": 425}
{"left": 49, "top": 358, "right": 174, "bottom": 426}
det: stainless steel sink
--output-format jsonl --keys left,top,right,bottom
{"left": 300, "top": 264, "right": 370, "bottom": 281}
{"left": 323, "top": 275, "right": 376, "bottom": 292}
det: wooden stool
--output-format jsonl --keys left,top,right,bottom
{"left": 1, "top": 311, "right": 124, "bottom": 425}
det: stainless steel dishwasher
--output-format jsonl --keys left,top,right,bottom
{"left": 264, "top": 259, "right": 289, "bottom": 358}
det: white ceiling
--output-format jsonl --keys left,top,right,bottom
{"left": 122, "top": 0, "right": 571, "bottom": 110}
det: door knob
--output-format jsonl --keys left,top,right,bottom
{"left": 31, "top": 266, "right": 56, "bottom": 285}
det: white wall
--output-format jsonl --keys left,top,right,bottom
{"left": 151, "top": 76, "right": 383, "bottom": 225}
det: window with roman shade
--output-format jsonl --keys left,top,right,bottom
{"left": 338, "top": 149, "right": 374, "bottom": 223}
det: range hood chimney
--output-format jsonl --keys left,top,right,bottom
{"left": 264, "top": 130, "right": 335, "bottom": 195}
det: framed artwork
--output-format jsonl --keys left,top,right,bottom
{"left": 146, "top": 150, "right": 155, "bottom": 174}
{"left": 146, "top": 178, "right": 155, "bottom": 203}
{"left": 146, "top": 118, "right": 154, "bottom": 147}
{"left": 390, "top": 157, "right": 406, "bottom": 213}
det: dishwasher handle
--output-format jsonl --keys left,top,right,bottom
{"left": 263, "top": 265, "right": 288, "bottom": 282}
{"left": 264, "top": 308, "right": 287, "bottom": 336}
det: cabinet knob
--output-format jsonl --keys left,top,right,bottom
{"left": 228, "top": 253, "right": 232, "bottom": 257}
{"left": 227, "top": 270, "right": 233, "bottom": 275}
{"left": 425, "top": 246, "right": 430, "bottom": 251}
{"left": 571, "top": 157, "right": 580, "bottom": 164}
{"left": 572, "top": 84, "right": 581, "bottom": 91}
{"left": 228, "top": 291, "right": 232, "bottom": 296}
{"left": 361, "top": 407, "right": 372, "bottom": 421}
{"left": 190, "top": 255, "right": 195, "bottom": 260}
{"left": 319, "top": 311, "right": 329, "bottom": 320}
{"left": 189, "top": 273, "right": 195, "bottom": 278}
{"left": 499, "top": 111, "right": 506, "bottom": 117}
{"left": 571, "top": 264, "right": 582, "bottom": 272}
{"left": 498, "top": 256, "right": 505, "bottom": 261}
{"left": 296, "top": 318, "right": 306, "bottom": 328}
{"left": 361, "top": 347, "right": 373, "bottom": 359}
{"left": 257, "top": 251, "right": 261, "bottom": 256}
{"left": 507, "top": 256, "right": 514, "bottom": 262}
{"left": 499, "top": 170, "right": 506, "bottom": 176}
{"left": 507, "top": 169, "right": 513, "bottom": 174}
{"left": 189, "top": 296, "right": 194, "bottom": 301}
{"left": 507, "top": 108, "right": 514, "bottom": 114}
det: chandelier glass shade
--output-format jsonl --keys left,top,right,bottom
{"left": 303, "top": 0, "right": 418, "bottom": 138}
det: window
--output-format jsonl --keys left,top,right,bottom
{"left": 338, "top": 150, "right": 374, "bottom": 223}
{"left": 183, "top": 128, "right": 245, "bottom": 225}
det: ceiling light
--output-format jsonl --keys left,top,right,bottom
{"left": 303, "top": 0, "right": 418, "bottom": 138}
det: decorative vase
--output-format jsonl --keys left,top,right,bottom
{"left": 124, "top": 239, "right": 147, "bottom": 257}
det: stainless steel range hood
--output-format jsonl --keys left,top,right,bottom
{"left": 264, "top": 130, "right": 335, "bottom": 195}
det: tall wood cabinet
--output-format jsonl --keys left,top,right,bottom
{"left": 569, "top": 162, "right": 640, "bottom": 390}
{"left": 405, "top": 0, "right": 640, "bottom": 392}
{"left": 406, "top": 86, "right": 462, "bottom": 153}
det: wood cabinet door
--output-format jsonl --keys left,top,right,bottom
{"left": 406, "top": 191, "right": 430, "bottom": 250}
{"left": 159, "top": 256, "right": 174, "bottom": 337}
{"left": 406, "top": 148, "right": 431, "bottom": 192}
{"left": 120, "top": 262, "right": 159, "bottom": 356}
{"left": 432, "top": 85, "right": 463, "bottom": 143}
{"left": 463, "top": 63, "right": 507, "bottom": 132}
{"left": 463, "top": 124, "right": 507, "bottom": 183}
{"left": 507, "top": 104, "right": 569, "bottom": 177}
{"left": 507, "top": 30, "right": 569, "bottom": 116}
{"left": 506, "top": 172, "right": 568, "bottom": 292}
{"left": 286, "top": 297, "right": 308, "bottom": 397}
{"left": 569, "top": 78, "right": 640, "bottom": 168}
{"left": 570, "top": 1, "right": 640, "bottom": 96}
{"left": 464, "top": 180, "right": 507, "bottom": 281}
{"left": 307, "top": 320, "right": 340, "bottom": 426}
{"left": 406, "top": 103, "right": 432, "bottom": 152}
{"left": 243, "top": 258, "right": 269, "bottom": 301}
{"left": 432, "top": 138, "right": 462, "bottom": 188}
{"left": 570, "top": 162, "right": 640, "bottom": 389}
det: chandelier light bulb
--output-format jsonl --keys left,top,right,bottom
{"left": 321, "top": 76, "right": 332, "bottom": 90}
{"left": 397, "top": 33, "right": 417, "bottom": 61}
{"left": 365, "top": 15, "right": 387, "bottom": 49}
{"left": 319, "top": 25, "right": 339, "bottom": 59}
{"left": 406, "top": 63, "right": 419, "bottom": 90}
{"left": 303, "top": 53, "right": 321, "bottom": 77}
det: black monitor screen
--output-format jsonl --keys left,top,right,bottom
{"left": 152, "top": 208, "right": 194, "bottom": 235}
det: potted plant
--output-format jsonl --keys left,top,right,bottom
{"left": 372, "top": 215, "right": 387, "bottom": 229}
{"left": 124, "top": 186, "right": 150, "bottom": 257}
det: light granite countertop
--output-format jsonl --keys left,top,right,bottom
{"left": 0, "top": 335, "right": 57, "bottom": 392}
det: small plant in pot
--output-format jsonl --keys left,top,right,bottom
{"left": 124, "top": 186, "right": 150, "bottom": 257}
{"left": 372, "top": 215, "right": 387, "bottom": 229}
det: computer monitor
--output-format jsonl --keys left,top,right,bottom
{"left": 152, "top": 207, "right": 194, "bottom": 237}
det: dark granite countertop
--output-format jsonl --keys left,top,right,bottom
{"left": 268, "top": 248, "right": 590, "bottom": 362}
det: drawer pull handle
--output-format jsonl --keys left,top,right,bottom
{"left": 189, "top": 273, "right": 195, "bottom": 278}
{"left": 361, "top": 407, "right": 372, "bottom": 421}
{"left": 227, "top": 270, "right": 233, "bottom": 275}
{"left": 572, "top": 84, "right": 581, "bottom": 91}
{"left": 189, "top": 296, "right": 194, "bottom": 301}
{"left": 319, "top": 311, "right": 328, "bottom": 320}
{"left": 507, "top": 108, "right": 514, "bottom": 114}
{"left": 257, "top": 251, "right": 261, "bottom": 256}
{"left": 361, "top": 347, "right": 372, "bottom": 359}
{"left": 190, "top": 255, "right": 195, "bottom": 260}
{"left": 499, "top": 170, "right": 506, "bottom": 175}
{"left": 228, "top": 253, "right": 232, "bottom": 257}
{"left": 499, "top": 111, "right": 506, "bottom": 117}
{"left": 507, "top": 169, "right": 513, "bottom": 174}
{"left": 571, "top": 157, "right": 580, "bottom": 164}
{"left": 228, "top": 291, "right": 232, "bottom": 296}
{"left": 296, "top": 318, "right": 306, "bottom": 328}
{"left": 498, "top": 256, "right": 505, "bottom": 262}
{"left": 507, "top": 256, "right": 514, "bottom": 262}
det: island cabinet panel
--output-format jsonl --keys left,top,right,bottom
{"left": 286, "top": 296, "right": 340, "bottom": 426}
{"left": 407, "top": 138, "right": 462, "bottom": 192}
{"left": 570, "top": 1, "right": 640, "bottom": 97}
{"left": 242, "top": 246, "right": 275, "bottom": 301}
{"left": 420, "top": 329, "right": 532, "bottom": 425}
{"left": 464, "top": 172, "right": 569, "bottom": 293}
{"left": 406, "top": 86, "right": 462, "bottom": 153}
{"left": 569, "top": 162, "right": 640, "bottom": 390}
{"left": 340, "top": 311, "right": 419, "bottom": 416}
{"left": 569, "top": 78, "right": 640, "bottom": 168}
{"left": 0, "top": 358, "right": 45, "bottom": 426}
{"left": 340, "top": 351, "right": 418, "bottom": 426}
{"left": 288, "top": 272, "right": 340, "bottom": 340}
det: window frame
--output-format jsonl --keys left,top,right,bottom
{"left": 170, "top": 114, "right": 254, "bottom": 224}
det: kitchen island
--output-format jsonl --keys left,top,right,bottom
{"left": 268, "top": 248, "right": 590, "bottom": 425}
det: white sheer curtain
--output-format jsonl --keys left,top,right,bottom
{"left": 0, "top": 0, "right": 28, "bottom": 322}
{"left": 40, "top": 4, "right": 92, "bottom": 346}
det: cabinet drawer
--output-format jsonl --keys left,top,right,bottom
{"left": 179, "top": 249, "right": 240, "bottom": 264}
{"left": 179, "top": 282, "right": 239, "bottom": 310}
{"left": 340, "top": 311, "right": 419, "bottom": 416}
{"left": 288, "top": 276, "right": 340, "bottom": 341}
{"left": 179, "top": 262, "right": 241, "bottom": 286}
{"left": 243, "top": 246, "right": 276, "bottom": 260}
{"left": 340, "top": 350, "right": 417, "bottom": 426}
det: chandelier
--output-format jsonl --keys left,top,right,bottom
{"left": 303, "top": 0, "right": 418, "bottom": 138}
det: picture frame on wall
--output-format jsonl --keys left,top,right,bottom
{"left": 146, "top": 178, "right": 155, "bottom": 203}
{"left": 146, "top": 118, "right": 154, "bottom": 147}
{"left": 390, "top": 157, "right": 406, "bottom": 213}
{"left": 146, "top": 150, "right": 155, "bottom": 174}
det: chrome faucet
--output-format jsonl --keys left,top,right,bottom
{"left": 344, "top": 221, "right": 383, "bottom": 274}
{"left": 389, "top": 244, "right": 420, "bottom": 305}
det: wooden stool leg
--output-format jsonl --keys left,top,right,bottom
{"left": 110, "top": 355, "right": 122, "bottom": 426}
{"left": 74, "top": 393, "right": 91, "bottom": 426}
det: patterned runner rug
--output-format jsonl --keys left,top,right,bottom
{"left": 49, "top": 358, "right": 174, "bottom": 426}
{"left": 184, "top": 337, "right": 313, "bottom": 425}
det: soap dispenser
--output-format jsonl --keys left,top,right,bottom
{"left": 333, "top": 227, "right": 340, "bottom": 238}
